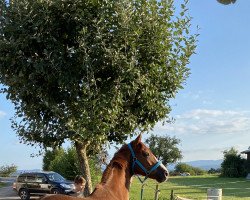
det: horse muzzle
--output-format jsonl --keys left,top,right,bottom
{"left": 155, "top": 164, "right": 169, "bottom": 183}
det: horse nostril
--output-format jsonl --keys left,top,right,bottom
{"left": 165, "top": 171, "right": 169, "bottom": 177}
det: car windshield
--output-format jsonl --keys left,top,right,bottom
{"left": 46, "top": 173, "right": 65, "bottom": 182}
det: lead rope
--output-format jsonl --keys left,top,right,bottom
{"left": 140, "top": 183, "right": 145, "bottom": 200}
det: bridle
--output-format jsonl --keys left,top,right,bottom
{"left": 127, "top": 142, "right": 162, "bottom": 183}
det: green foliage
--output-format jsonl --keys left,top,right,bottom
{"left": 0, "top": 0, "right": 196, "bottom": 192}
{"left": 221, "top": 147, "right": 247, "bottom": 178}
{"left": 43, "top": 147, "right": 101, "bottom": 181}
{"left": 208, "top": 168, "right": 221, "bottom": 174}
{"left": 49, "top": 148, "right": 81, "bottom": 180}
{"left": 0, "top": 164, "right": 17, "bottom": 177}
{"left": 217, "top": 0, "right": 236, "bottom": 5}
{"left": 175, "top": 163, "right": 191, "bottom": 174}
{"left": 0, "top": 0, "right": 7, "bottom": 35}
{"left": 42, "top": 148, "right": 63, "bottom": 171}
{"left": 175, "top": 163, "right": 206, "bottom": 176}
{"left": 192, "top": 166, "right": 207, "bottom": 176}
{"left": 0, "top": 0, "right": 196, "bottom": 148}
{"left": 145, "top": 134, "right": 182, "bottom": 165}
{"left": 88, "top": 156, "right": 102, "bottom": 185}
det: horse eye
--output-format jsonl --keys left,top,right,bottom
{"left": 142, "top": 151, "right": 150, "bottom": 158}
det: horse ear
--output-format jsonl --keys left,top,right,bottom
{"left": 134, "top": 134, "right": 142, "bottom": 145}
{"left": 133, "top": 134, "right": 143, "bottom": 150}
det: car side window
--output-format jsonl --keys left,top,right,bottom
{"left": 26, "top": 175, "right": 36, "bottom": 182}
{"left": 47, "top": 174, "right": 54, "bottom": 181}
{"left": 17, "top": 175, "right": 26, "bottom": 182}
{"left": 36, "top": 174, "right": 46, "bottom": 183}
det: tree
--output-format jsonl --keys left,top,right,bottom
{"left": 208, "top": 168, "right": 221, "bottom": 174}
{"left": 0, "top": 164, "right": 17, "bottom": 177}
{"left": 0, "top": 0, "right": 196, "bottom": 194}
{"left": 174, "top": 163, "right": 206, "bottom": 176}
{"left": 42, "top": 148, "right": 62, "bottom": 171}
{"left": 217, "top": 0, "right": 236, "bottom": 5}
{"left": 221, "top": 147, "right": 247, "bottom": 177}
{"left": 44, "top": 147, "right": 101, "bottom": 182}
{"left": 145, "top": 134, "right": 182, "bottom": 166}
{"left": 175, "top": 163, "right": 192, "bottom": 174}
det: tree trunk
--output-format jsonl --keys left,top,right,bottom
{"left": 75, "top": 141, "right": 93, "bottom": 196}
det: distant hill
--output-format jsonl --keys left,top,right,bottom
{"left": 185, "top": 160, "right": 222, "bottom": 170}
{"left": 168, "top": 159, "right": 222, "bottom": 171}
{"left": 10, "top": 169, "right": 42, "bottom": 177}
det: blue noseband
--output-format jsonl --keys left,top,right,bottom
{"left": 128, "top": 142, "right": 162, "bottom": 183}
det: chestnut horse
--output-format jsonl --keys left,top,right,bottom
{"left": 40, "top": 134, "right": 169, "bottom": 200}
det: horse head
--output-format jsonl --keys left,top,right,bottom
{"left": 128, "top": 134, "right": 169, "bottom": 183}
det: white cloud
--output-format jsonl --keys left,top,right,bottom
{"left": 202, "top": 100, "right": 214, "bottom": 105}
{"left": 0, "top": 110, "right": 7, "bottom": 118}
{"left": 181, "top": 91, "right": 201, "bottom": 100}
{"left": 179, "top": 90, "right": 215, "bottom": 101}
{"left": 155, "top": 109, "right": 250, "bottom": 135}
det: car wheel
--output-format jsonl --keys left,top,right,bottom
{"left": 19, "top": 189, "right": 30, "bottom": 200}
{"left": 51, "top": 188, "right": 61, "bottom": 194}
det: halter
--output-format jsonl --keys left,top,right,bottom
{"left": 127, "top": 142, "right": 162, "bottom": 183}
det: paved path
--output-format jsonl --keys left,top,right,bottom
{"left": 0, "top": 178, "right": 39, "bottom": 200}
{"left": 0, "top": 184, "right": 20, "bottom": 200}
{"left": 0, "top": 185, "right": 40, "bottom": 200}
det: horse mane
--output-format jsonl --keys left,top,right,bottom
{"left": 101, "top": 144, "right": 130, "bottom": 184}
{"left": 39, "top": 135, "right": 168, "bottom": 200}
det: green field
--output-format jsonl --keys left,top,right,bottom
{"left": 129, "top": 175, "right": 250, "bottom": 200}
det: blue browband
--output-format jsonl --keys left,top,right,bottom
{"left": 127, "top": 142, "right": 162, "bottom": 183}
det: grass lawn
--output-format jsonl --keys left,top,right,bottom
{"left": 129, "top": 175, "right": 250, "bottom": 200}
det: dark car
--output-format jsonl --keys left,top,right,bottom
{"left": 13, "top": 171, "right": 75, "bottom": 200}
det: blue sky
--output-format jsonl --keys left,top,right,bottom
{"left": 1, "top": 0, "right": 250, "bottom": 170}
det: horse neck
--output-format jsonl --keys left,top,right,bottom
{"left": 99, "top": 148, "right": 132, "bottom": 200}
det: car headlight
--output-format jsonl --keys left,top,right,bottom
{"left": 60, "top": 183, "right": 71, "bottom": 189}
{"left": 70, "top": 184, "right": 75, "bottom": 190}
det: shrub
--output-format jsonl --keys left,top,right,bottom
{"left": 0, "top": 164, "right": 17, "bottom": 177}
{"left": 43, "top": 147, "right": 102, "bottom": 182}
{"left": 221, "top": 147, "right": 247, "bottom": 177}
{"left": 208, "top": 168, "right": 221, "bottom": 174}
{"left": 174, "top": 163, "right": 206, "bottom": 176}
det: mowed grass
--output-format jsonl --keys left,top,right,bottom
{"left": 129, "top": 175, "right": 250, "bottom": 200}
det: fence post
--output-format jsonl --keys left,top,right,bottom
{"left": 207, "top": 188, "right": 222, "bottom": 200}
{"left": 170, "top": 189, "right": 174, "bottom": 200}
{"left": 154, "top": 184, "right": 160, "bottom": 200}
{"left": 140, "top": 183, "right": 145, "bottom": 200}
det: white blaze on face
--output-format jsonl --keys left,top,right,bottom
{"left": 153, "top": 154, "right": 168, "bottom": 174}
{"left": 160, "top": 163, "right": 169, "bottom": 181}
{"left": 160, "top": 163, "right": 168, "bottom": 171}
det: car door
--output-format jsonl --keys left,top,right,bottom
{"left": 25, "top": 174, "right": 39, "bottom": 193}
{"left": 36, "top": 174, "right": 51, "bottom": 194}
